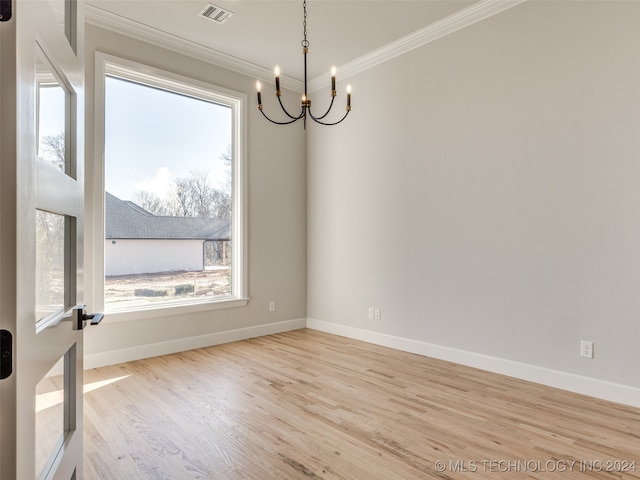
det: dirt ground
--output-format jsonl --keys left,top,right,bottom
{"left": 105, "top": 268, "right": 231, "bottom": 309}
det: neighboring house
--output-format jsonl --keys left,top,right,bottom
{"left": 105, "top": 192, "right": 230, "bottom": 276}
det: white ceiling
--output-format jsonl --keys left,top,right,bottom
{"left": 85, "top": 0, "right": 476, "bottom": 86}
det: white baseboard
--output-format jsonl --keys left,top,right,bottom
{"left": 84, "top": 318, "right": 307, "bottom": 370}
{"left": 84, "top": 316, "right": 639, "bottom": 408}
{"left": 306, "top": 318, "right": 640, "bottom": 408}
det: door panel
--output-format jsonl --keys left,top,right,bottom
{"left": 0, "top": 1, "right": 86, "bottom": 479}
{"left": 35, "top": 354, "right": 66, "bottom": 479}
{"left": 35, "top": 210, "right": 67, "bottom": 324}
{"left": 35, "top": 47, "right": 69, "bottom": 174}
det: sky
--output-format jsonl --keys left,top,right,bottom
{"left": 104, "top": 76, "right": 232, "bottom": 202}
{"left": 36, "top": 74, "right": 233, "bottom": 204}
{"left": 37, "top": 84, "right": 65, "bottom": 162}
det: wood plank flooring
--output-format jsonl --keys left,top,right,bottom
{"left": 83, "top": 329, "right": 640, "bottom": 479}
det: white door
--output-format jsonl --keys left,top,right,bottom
{"left": 0, "top": 1, "right": 96, "bottom": 479}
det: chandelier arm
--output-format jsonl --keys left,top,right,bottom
{"left": 259, "top": 108, "right": 305, "bottom": 125}
{"left": 277, "top": 96, "right": 305, "bottom": 120}
{"left": 257, "top": 0, "right": 351, "bottom": 128}
{"left": 308, "top": 109, "right": 350, "bottom": 126}
{"left": 307, "top": 96, "right": 336, "bottom": 120}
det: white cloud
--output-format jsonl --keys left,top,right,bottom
{"left": 134, "top": 167, "right": 175, "bottom": 199}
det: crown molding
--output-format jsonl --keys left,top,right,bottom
{"left": 309, "top": 0, "right": 527, "bottom": 92}
{"left": 309, "top": 0, "right": 526, "bottom": 92}
{"left": 86, "top": 0, "right": 526, "bottom": 94}
{"left": 85, "top": 4, "right": 304, "bottom": 91}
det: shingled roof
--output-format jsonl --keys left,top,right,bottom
{"left": 105, "top": 192, "right": 230, "bottom": 240}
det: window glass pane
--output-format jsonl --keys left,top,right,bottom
{"left": 36, "top": 52, "right": 67, "bottom": 173}
{"left": 36, "top": 210, "right": 66, "bottom": 322}
{"left": 47, "top": 0, "right": 77, "bottom": 53}
{"left": 104, "top": 75, "right": 233, "bottom": 310}
{"left": 35, "top": 356, "right": 65, "bottom": 479}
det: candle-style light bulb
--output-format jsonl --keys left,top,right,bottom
{"left": 331, "top": 66, "right": 336, "bottom": 93}
{"left": 346, "top": 84, "right": 352, "bottom": 111}
{"left": 274, "top": 65, "right": 281, "bottom": 94}
{"left": 256, "top": 80, "right": 262, "bottom": 107}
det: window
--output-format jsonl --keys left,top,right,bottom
{"left": 94, "top": 54, "right": 246, "bottom": 315}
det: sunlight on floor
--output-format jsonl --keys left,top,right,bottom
{"left": 83, "top": 375, "right": 130, "bottom": 394}
{"left": 35, "top": 375, "right": 130, "bottom": 413}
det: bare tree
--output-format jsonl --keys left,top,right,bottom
{"left": 172, "top": 174, "right": 200, "bottom": 217}
{"left": 220, "top": 144, "right": 232, "bottom": 195}
{"left": 210, "top": 190, "right": 231, "bottom": 219}
{"left": 132, "top": 149, "right": 233, "bottom": 219}
{"left": 169, "top": 169, "right": 229, "bottom": 219}
{"left": 133, "top": 191, "right": 168, "bottom": 216}
{"left": 213, "top": 144, "right": 233, "bottom": 219}
{"left": 40, "top": 132, "right": 65, "bottom": 171}
{"left": 36, "top": 210, "right": 65, "bottom": 304}
{"left": 188, "top": 170, "right": 216, "bottom": 217}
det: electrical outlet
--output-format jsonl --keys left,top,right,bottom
{"left": 269, "top": 301, "right": 276, "bottom": 312}
{"left": 374, "top": 308, "right": 381, "bottom": 320}
{"left": 368, "top": 307, "right": 374, "bottom": 319}
{"left": 581, "top": 340, "right": 593, "bottom": 359}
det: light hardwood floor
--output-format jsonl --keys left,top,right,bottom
{"left": 84, "top": 329, "right": 640, "bottom": 479}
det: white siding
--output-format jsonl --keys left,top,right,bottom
{"left": 105, "top": 239, "right": 204, "bottom": 276}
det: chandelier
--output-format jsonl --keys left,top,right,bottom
{"left": 256, "top": 0, "right": 351, "bottom": 128}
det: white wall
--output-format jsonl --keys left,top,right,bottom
{"left": 104, "top": 239, "right": 204, "bottom": 276}
{"left": 307, "top": 1, "right": 640, "bottom": 393}
{"left": 84, "top": 24, "right": 307, "bottom": 363}
{"left": 83, "top": 3, "right": 640, "bottom": 404}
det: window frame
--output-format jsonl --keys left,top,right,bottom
{"left": 90, "top": 52, "right": 248, "bottom": 322}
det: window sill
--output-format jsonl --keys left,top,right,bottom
{"left": 103, "top": 297, "right": 249, "bottom": 324}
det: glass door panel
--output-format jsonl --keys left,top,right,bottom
{"left": 35, "top": 49, "right": 69, "bottom": 174}
{"left": 35, "top": 210, "right": 66, "bottom": 325}
{"left": 35, "top": 347, "right": 75, "bottom": 480}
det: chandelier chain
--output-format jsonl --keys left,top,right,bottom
{"left": 302, "top": 0, "right": 309, "bottom": 48}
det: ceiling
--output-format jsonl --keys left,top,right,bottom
{"left": 85, "top": 0, "right": 478, "bottom": 88}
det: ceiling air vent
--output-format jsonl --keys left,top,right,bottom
{"left": 199, "top": 3, "right": 234, "bottom": 24}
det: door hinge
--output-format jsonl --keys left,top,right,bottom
{"left": 0, "top": 1, "right": 12, "bottom": 22}
{"left": 0, "top": 330, "right": 12, "bottom": 379}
